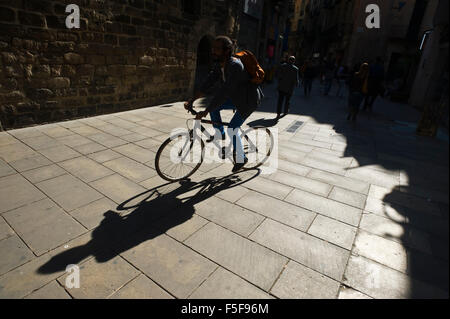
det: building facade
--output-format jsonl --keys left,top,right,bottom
{"left": 0, "top": 0, "right": 243, "bottom": 129}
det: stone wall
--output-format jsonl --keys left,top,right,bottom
{"left": 0, "top": 0, "right": 240, "bottom": 129}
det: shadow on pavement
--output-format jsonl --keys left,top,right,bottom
{"left": 38, "top": 169, "right": 260, "bottom": 275}
{"left": 255, "top": 82, "right": 449, "bottom": 297}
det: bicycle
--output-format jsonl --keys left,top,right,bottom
{"left": 155, "top": 106, "right": 274, "bottom": 182}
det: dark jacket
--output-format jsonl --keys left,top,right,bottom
{"left": 200, "top": 57, "right": 264, "bottom": 119}
{"left": 277, "top": 62, "right": 299, "bottom": 94}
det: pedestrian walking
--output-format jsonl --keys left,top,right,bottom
{"left": 335, "top": 65, "right": 349, "bottom": 98}
{"left": 276, "top": 56, "right": 299, "bottom": 118}
{"left": 347, "top": 63, "right": 369, "bottom": 122}
{"left": 363, "top": 57, "right": 385, "bottom": 114}
{"left": 321, "top": 58, "right": 335, "bottom": 96}
{"left": 301, "top": 59, "right": 314, "bottom": 97}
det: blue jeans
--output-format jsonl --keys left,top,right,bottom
{"left": 209, "top": 100, "right": 246, "bottom": 163}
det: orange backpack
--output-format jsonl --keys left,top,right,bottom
{"left": 235, "top": 50, "right": 265, "bottom": 84}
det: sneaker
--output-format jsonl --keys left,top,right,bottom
{"left": 232, "top": 156, "right": 248, "bottom": 173}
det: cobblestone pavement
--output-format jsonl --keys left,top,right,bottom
{"left": 0, "top": 82, "right": 448, "bottom": 299}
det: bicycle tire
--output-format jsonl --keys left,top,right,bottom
{"left": 155, "top": 131, "right": 205, "bottom": 182}
{"left": 241, "top": 126, "right": 274, "bottom": 169}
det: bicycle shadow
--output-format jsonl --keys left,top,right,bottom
{"left": 37, "top": 169, "right": 260, "bottom": 275}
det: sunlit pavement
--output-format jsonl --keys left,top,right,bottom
{"left": 0, "top": 82, "right": 448, "bottom": 299}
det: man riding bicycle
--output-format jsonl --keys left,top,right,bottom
{"left": 184, "top": 36, "right": 264, "bottom": 172}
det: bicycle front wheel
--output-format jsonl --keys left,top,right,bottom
{"left": 241, "top": 126, "right": 274, "bottom": 169}
{"left": 155, "top": 131, "right": 205, "bottom": 182}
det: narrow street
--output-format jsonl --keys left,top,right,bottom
{"left": 0, "top": 81, "right": 448, "bottom": 299}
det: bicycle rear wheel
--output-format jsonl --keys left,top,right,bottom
{"left": 241, "top": 127, "right": 274, "bottom": 169}
{"left": 155, "top": 131, "right": 205, "bottom": 182}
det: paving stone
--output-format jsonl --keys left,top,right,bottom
{"left": 0, "top": 217, "right": 15, "bottom": 241}
{"left": 70, "top": 125, "right": 103, "bottom": 136}
{"left": 354, "top": 230, "right": 408, "bottom": 273}
{"left": 0, "top": 133, "right": 18, "bottom": 147}
{"left": 308, "top": 215, "right": 357, "bottom": 250}
{"left": 25, "top": 281, "right": 71, "bottom": 299}
{"left": 242, "top": 176, "right": 293, "bottom": 200}
{"left": 129, "top": 127, "right": 164, "bottom": 139}
{"left": 120, "top": 133, "right": 148, "bottom": 143}
{"left": 103, "top": 157, "right": 157, "bottom": 183}
{"left": 21, "top": 164, "right": 66, "bottom": 184}
{"left": 275, "top": 159, "right": 311, "bottom": 176}
{"left": 346, "top": 167, "right": 399, "bottom": 189}
{"left": 189, "top": 267, "right": 273, "bottom": 299}
{"left": 301, "top": 157, "right": 347, "bottom": 176}
{"left": 113, "top": 143, "right": 156, "bottom": 164}
{"left": 0, "top": 159, "right": 15, "bottom": 178}
{"left": 3, "top": 198, "right": 86, "bottom": 256}
{"left": 278, "top": 148, "right": 307, "bottom": 163}
{"left": 185, "top": 223, "right": 287, "bottom": 291}
{"left": 307, "top": 169, "right": 370, "bottom": 194}
{"left": 87, "top": 133, "right": 128, "bottom": 148}
{"left": 39, "top": 145, "right": 81, "bottom": 163}
{"left": 39, "top": 125, "right": 74, "bottom": 138}
{"left": 289, "top": 137, "right": 332, "bottom": 149}
{"left": 0, "top": 142, "right": 36, "bottom": 163}
{"left": 8, "top": 154, "right": 52, "bottom": 172}
{"left": 97, "top": 124, "right": 134, "bottom": 137}
{"left": 0, "top": 235, "right": 35, "bottom": 275}
{"left": 36, "top": 174, "right": 103, "bottom": 211}
{"left": 87, "top": 149, "right": 122, "bottom": 163}
{"left": 7, "top": 127, "right": 44, "bottom": 140}
{"left": 57, "top": 255, "right": 140, "bottom": 299}
{"left": 329, "top": 186, "right": 367, "bottom": 209}
{"left": 338, "top": 286, "right": 372, "bottom": 299}
{"left": 250, "top": 219, "right": 349, "bottom": 281}
{"left": 270, "top": 260, "right": 340, "bottom": 299}
{"left": 59, "top": 120, "right": 85, "bottom": 129}
{"left": 59, "top": 157, "right": 114, "bottom": 183}
{"left": 269, "top": 170, "right": 332, "bottom": 197}
{"left": 369, "top": 184, "right": 441, "bottom": 216}
{"left": 285, "top": 189, "right": 362, "bottom": 226}
{"left": 359, "top": 212, "right": 432, "bottom": 254}
{"left": 0, "top": 231, "right": 95, "bottom": 298}
{"left": 70, "top": 197, "right": 119, "bottom": 230}
{"left": 71, "top": 142, "right": 107, "bottom": 155}
{"left": 343, "top": 255, "right": 447, "bottom": 299}
{"left": 164, "top": 214, "right": 209, "bottom": 242}
{"left": 21, "top": 135, "right": 63, "bottom": 150}
{"left": 280, "top": 140, "right": 315, "bottom": 153}
{"left": 214, "top": 184, "right": 250, "bottom": 203}
{"left": 110, "top": 274, "right": 173, "bottom": 299}
{"left": 89, "top": 174, "right": 147, "bottom": 204}
{"left": 0, "top": 174, "right": 46, "bottom": 214}
{"left": 236, "top": 190, "right": 315, "bottom": 232}
{"left": 399, "top": 184, "right": 449, "bottom": 205}
{"left": 121, "top": 233, "right": 217, "bottom": 298}
{"left": 194, "top": 197, "right": 264, "bottom": 237}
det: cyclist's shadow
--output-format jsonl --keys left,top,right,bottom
{"left": 38, "top": 170, "right": 260, "bottom": 275}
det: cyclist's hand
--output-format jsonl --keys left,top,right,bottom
{"left": 195, "top": 110, "right": 208, "bottom": 120}
{"left": 184, "top": 101, "right": 192, "bottom": 110}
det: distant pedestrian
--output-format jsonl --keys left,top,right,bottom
{"left": 347, "top": 63, "right": 369, "bottom": 122}
{"left": 276, "top": 56, "right": 299, "bottom": 118}
{"left": 321, "top": 59, "right": 335, "bottom": 96}
{"left": 301, "top": 59, "right": 314, "bottom": 97}
{"left": 335, "top": 65, "right": 349, "bottom": 98}
{"left": 363, "top": 57, "right": 385, "bottom": 114}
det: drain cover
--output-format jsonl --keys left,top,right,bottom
{"left": 286, "top": 121, "right": 304, "bottom": 133}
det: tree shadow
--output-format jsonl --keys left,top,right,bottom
{"left": 253, "top": 82, "right": 449, "bottom": 298}
{"left": 38, "top": 169, "right": 260, "bottom": 275}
